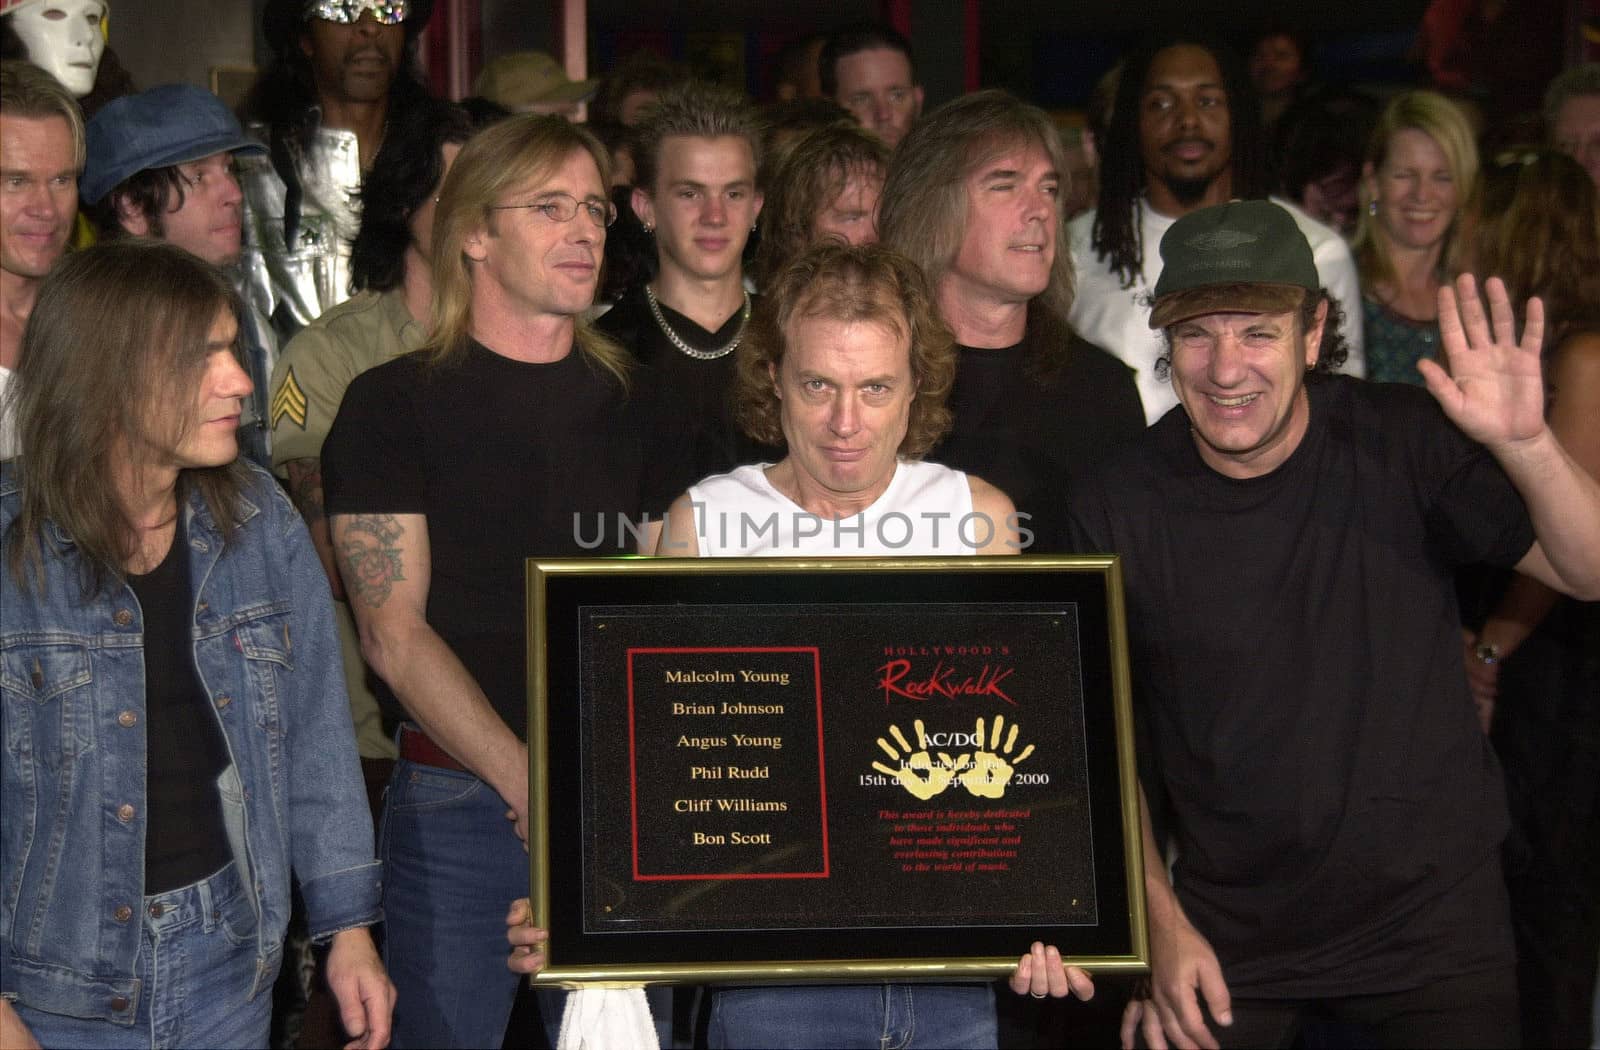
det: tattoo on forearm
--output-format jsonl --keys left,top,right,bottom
{"left": 285, "top": 458, "right": 326, "bottom": 527}
{"left": 337, "top": 514, "right": 406, "bottom": 608}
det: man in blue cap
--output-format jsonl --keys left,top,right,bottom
{"left": 1066, "top": 200, "right": 1600, "bottom": 1048}
{"left": 81, "top": 83, "right": 276, "bottom": 466}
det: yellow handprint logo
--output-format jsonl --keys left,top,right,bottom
{"left": 958, "top": 715, "right": 1034, "bottom": 799}
{"left": 871, "top": 719, "right": 968, "bottom": 800}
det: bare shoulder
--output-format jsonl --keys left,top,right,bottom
{"left": 965, "top": 473, "right": 1020, "bottom": 556}
{"left": 966, "top": 473, "right": 1016, "bottom": 518}
{"left": 655, "top": 492, "right": 701, "bottom": 557}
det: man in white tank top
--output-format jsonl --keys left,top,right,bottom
{"left": 657, "top": 243, "right": 1094, "bottom": 1047}
{"left": 508, "top": 244, "right": 1094, "bottom": 1045}
{"left": 658, "top": 242, "right": 1020, "bottom": 561}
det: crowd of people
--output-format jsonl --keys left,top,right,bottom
{"left": 1, "top": 1, "right": 1598, "bottom": 1048}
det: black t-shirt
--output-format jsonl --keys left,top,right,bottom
{"left": 128, "top": 515, "right": 231, "bottom": 893}
{"left": 931, "top": 322, "right": 1144, "bottom": 553}
{"left": 597, "top": 284, "right": 777, "bottom": 503}
{"left": 322, "top": 341, "right": 664, "bottom": 737}
{"left": 1067, "top": 373, "right": 1533, "bottom": 997}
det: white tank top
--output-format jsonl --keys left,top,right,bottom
{"left": 686, "top": 460, "right": 982, "bottom": 557}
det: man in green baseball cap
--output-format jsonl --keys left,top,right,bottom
{"left": 1146, "top": 198, "right": 1337, "bottom": 480}
{"left": 1062, "top": 199, "right": 1600, "bottom": 1047}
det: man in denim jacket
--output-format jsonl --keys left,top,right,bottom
{"left": 0, "top": 241, "right": 390, "bottom": 1048}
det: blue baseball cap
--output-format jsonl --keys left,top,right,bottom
{"left": 81, "top": 84, "right": 267, "bottom": 206}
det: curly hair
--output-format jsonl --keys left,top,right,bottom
{"left": 733, "top": 242, "right": 955, "bottom": 459}
{"left": 753, "top": 122, "right": 888, "bottom": 286}
{"left": 241, "top": 0, "right": 433, "bottom": 250}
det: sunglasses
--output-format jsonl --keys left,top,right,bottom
{"left": 305, "top": 0, "right": 410, "bottom": 25}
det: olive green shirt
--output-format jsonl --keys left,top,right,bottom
{"left": 269, "top": 287, "right": 425, "bottom": 760}
{"left": 270, "top": 287, "right": 426, "bottom": 467}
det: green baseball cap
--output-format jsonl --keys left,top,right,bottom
{"left": 1148, "top": 200, "right": 1319, "bottom": 329}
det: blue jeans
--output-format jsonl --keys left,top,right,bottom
{"left": 380, "top": 757, "right": 559, "bottom": 1049}
{"left": 13, "top": 863, "right": 272, "bottom": 1049}
{"left": 708, "top": 983, "right": 997, "bottom": 1050}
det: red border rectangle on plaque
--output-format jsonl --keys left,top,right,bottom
{"left": 625, "top": 646, "right": 831, "bottom": 881}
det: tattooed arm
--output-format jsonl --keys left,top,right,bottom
{"left": 330, "top": 511, "right": 531, "bottom": 841}
{"left": 284, "top": 457, "right": 343, "bottom": 600}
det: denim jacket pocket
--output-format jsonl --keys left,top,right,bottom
{"left": 233, "top": 612, "right": 293, "bottom": 734}
{"left": 1, "top": 640, "right": 95, "bottom": 960}
{"left": 0, "top": 641, "right": 95, "bottom": 769}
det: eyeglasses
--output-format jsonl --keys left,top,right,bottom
{"left": 489, "top": 193, "right": 617, "bottom": 228}
{"left": 305, "top": 0, "right": 410, "bottom": 25}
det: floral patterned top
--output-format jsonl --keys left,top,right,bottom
{"left": 1362, "top": 297, "right": 1441, "bottom": 386}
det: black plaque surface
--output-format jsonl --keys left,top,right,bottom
{"left": 528, "top": 557, "right": 1145, "bottom": 984}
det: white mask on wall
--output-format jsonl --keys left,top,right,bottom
{"left": 5, "top": 0, "right": 108, "bottom": 97}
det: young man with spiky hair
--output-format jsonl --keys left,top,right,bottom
{"left": 597, "top": 81, "right": 772, "bottom": 506}
{"left": 1068, "top": 34, "right": 1364, "bottom": 424}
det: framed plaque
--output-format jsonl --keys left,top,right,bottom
{"left": 526, "top": 556, "right": 1146, "bottom": 985}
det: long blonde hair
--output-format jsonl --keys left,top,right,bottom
{"left": 424, "top": 115, "right": 630, "bottom": 387}
{"left": 1352, "top": 90, "right": 1479, "bottom": 292}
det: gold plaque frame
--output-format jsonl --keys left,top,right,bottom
{"left": 526, "top": 556, "right": 1147, "bottom": 987}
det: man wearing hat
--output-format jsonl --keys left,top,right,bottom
{"left": 81, "top": 83, "right": 277, "bottom": 466}
{"left": 473, "top": 50, "right": 596, "bottom": 116}
{"left": 1065, "top": 200, "right": 1600, "bottom": 1047}
{"left": 239, "top": 0, "right": 434, "bottom": 342}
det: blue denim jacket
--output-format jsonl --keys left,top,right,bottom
{"left": 0, "top": 461, "right": 381, "bottom": 1025}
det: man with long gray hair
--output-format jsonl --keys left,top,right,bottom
{"left": 880, "top": 89, "right": 1144, "bottom": 552}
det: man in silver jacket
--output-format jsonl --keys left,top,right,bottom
{"left": 238, "top": 0, "right": 434, "bottom": 342}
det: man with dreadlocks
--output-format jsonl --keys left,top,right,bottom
{"left": 238, "top": 0, "right": 435, "bottom": 343}
{"left": 1068, "top": 35, "right": 1363, "bottom": 425}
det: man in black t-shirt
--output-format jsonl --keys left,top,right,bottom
{"left": 879, "top": 90, "right": 1144, "bottom": 554}
{"left": 1067, "top": 201, "right": 1600, "bottom": 1048}
{"left": 597, "top": 82, "right": 765, "bottom": 499}
{"left": 322, "top": 116, "right": 663, "bottom": 1050}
